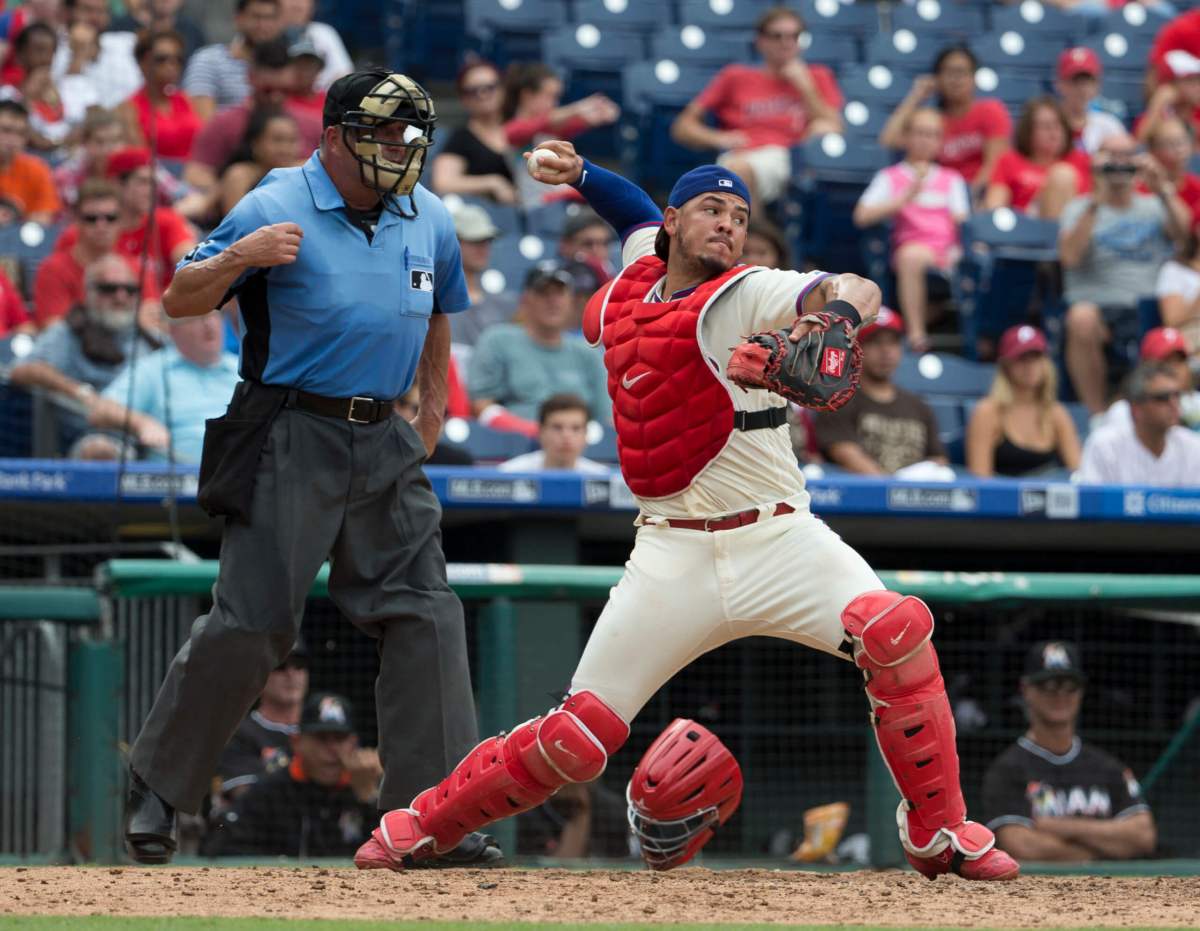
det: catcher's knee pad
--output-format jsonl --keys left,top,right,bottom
{"left": 412, "top": 690, "right": 628, "bottom": 852}
{"left": 841, "top": 591, "right": 966, "bottom": 840}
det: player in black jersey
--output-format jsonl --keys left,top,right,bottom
{"left": 982, "top": 641, "right": 1156, "bottom": 862}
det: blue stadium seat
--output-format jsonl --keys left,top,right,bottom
{"left": 838, "top": 64, "right": 912, "bottom": 111}
{"left": 799, "top": 0, "right": 881, "bottom": 39}
{"left": 543, "top": 24, "right": 646, "bottom": 73}
{"left": 890, "top": 2, "right": 988, "bottom": 42}
{"left": 650, "top": 25, "right": 753, "bottom": 68}
{"left": 894, "top": 353, "right": 996, "bottom": 398}
{"left": 386, "top": 0, "right": 466, "bottom": 82}
{"left": 680, "top": 0, "right": 775, "bottom": 32}
{"left": 799, "top": 133, "right": 891, "bottom": 185}
{"left": 586, "top": 425, "right": 619, "bottom": 463}
{"left": 570, "top": 0, "right": 674, "bottom": 32}
{"left": 0, "top": 221, "right": 64, "bottom": 301}
{"left": 970, "top": 31, "right": 1066, "bottom": 78}
{"left": 621, "top": 60, "right": 711, "bottom": 190}
{"left": 1097, "top": 4, "right": 1173, "bottom": 42}
{"left": 524, "top": 202, "right": 573, "bottom": 238}
{"left": 623, "top": 60, "right": 712, "bottom": 110}
{"left": 991, "top": 1, "right": 1082, "bottom": 42}
{"left": 444, "top": 194, "right": 522, "bottom": 240}
{"left": 864, "top": 28, "right": 944, "bottom": 74}
{"left": 839, "top": 97, "right": 890, "bottom": 142}
{"left": 0, "top": 380, "right": 33, "bottom": 458}
{"left": 974, "top": 68, "right": 1045, "bottom": 112}
{"left": 484, "top": 233, "right": 556, "bottom": 293}
{"left": 447, "top": 419, "right": 538, "bottom": 463}
{"left": 1098, "top": 77, "right": 1144, "bottom": 123}
{"left": 924, "top": 394, "right": 967, "bottom": 464}
{"left": 464, "top": 0, "right": 566, "bottom": 66}
{"left": 1085, "top": 31, "right": 1154, "bottom": 76}
{"left": 962, "top": 210, "right": 1059, "bottom": 260}
{"left": 796, "top": 31, "right": 859, "bottom": 69}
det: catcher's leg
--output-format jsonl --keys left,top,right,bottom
{"left": 355, "top": 690, "right": 629, "bottom": 870}
{"left": 841, "top": 591, "right": 1019, "bottom": 881}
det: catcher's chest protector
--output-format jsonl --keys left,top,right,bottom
{"left": 583, "top": 256, "right": 759, "bottom": 498}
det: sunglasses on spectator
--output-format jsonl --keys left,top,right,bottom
{"left": 462, "top": 82, "right": 499, "bottom": 97}
{"left": 93, "top": 282, "right": 139, "bottom": 296}
{"left": 1033, "top": 677, "right": 1082, "bottom": 694}
{"left": 1140, "top": 390, "right": 1182, "bottom": 403}
{"left": 80, "top": 211, "right": 119, "bottom": 225}
{"left": 762, "top": 29, "right": 801, "bottom": 41}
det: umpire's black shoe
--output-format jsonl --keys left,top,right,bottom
{"left": 124, "top": 770, "right": 178, "bottom": 865}
{"left": 408, "top": 831, "right": 504, "bottom": 869}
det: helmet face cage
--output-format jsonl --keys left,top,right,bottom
{"left": 340, "top": 73, "right": 436, "bottom": 216}
{"left": 626, "top": 784, "right": 720, "bottom": 870}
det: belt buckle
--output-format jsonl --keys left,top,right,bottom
{"left": 347, "top": 396, "right": 374, "bottom": 423}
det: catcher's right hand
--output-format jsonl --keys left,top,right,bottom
{"left": 726, "top": 309, "right": 862, "bottom": 412}
{"left": 523, "top": 140, "right": 583, "bottom": 186}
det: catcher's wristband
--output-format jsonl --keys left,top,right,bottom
{"left": 822, "top": 300, "right": 862, "bottom": 328}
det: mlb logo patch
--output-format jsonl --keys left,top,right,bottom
{"left": 718, "top": 178, "right": 733, "bottom": 188}
{"left": 820, "top": 347, "right": 846, "bottom": 377}
{"left": 411, "top": 269, "right": 434, "bottom": 292}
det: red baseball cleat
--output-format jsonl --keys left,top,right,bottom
{"left": 353, "top": 809, "right": 436, "bottom": 872}
{"left": 907, "top": 845, "right": 1020, "bottom": 881}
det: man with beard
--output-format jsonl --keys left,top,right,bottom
{"left": 10, "top": 254, "right": 161, "bottom": 455}
{"left": 357, "top": 141, "right": 1020, "bottom": 883}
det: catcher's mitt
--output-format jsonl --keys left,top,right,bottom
{"left": 726, "top": 310, "right": 862, "bottom": 412}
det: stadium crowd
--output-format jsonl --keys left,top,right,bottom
{"left": 0, "top": 0, "right": 1197, "bottom": 485}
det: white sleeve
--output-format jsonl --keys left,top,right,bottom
{"left": 1156, "top": 261, "right": 1190, "bottom": 298}
{"left": 948, "top": 172, "right": 971, "bottom": 220}
{"left": 728, "top": 267, "right": 833, "bottom": 333}
{"left": 856, "top": 170, "right": 892, "bottom": 210}
{"left": 620, "top": 225, "right": 659, "bottom": 267}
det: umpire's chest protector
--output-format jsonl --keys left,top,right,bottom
{"left": 583, "top": 255, "right": 761, "bottom": 499}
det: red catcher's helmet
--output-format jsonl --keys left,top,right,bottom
{"left": 626, "top": 719, "right": 743, "bottom": 870}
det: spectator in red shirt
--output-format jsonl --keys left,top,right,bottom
{"left": 283, "top": 29, "right": 326, "bottom": 118}
{"left": 182, "top": 37, "right": 322, "bottom": 220}
{"left": 54, "top": 147, "right": 196, "bottom": 292}
{"left": 1055, "top": 47, "right": 1126, "bottom": 155}
{"left": 1143, "top": 117, "right": 1200, "bottom": 231}
{"left": 34, "top": 177, "right": 160, "bottom": 329}
{"left": 881, "top": 45, "right": 1011, "bottom": 196}
{"left": 985, "top": 97, "right": 1090, "bottom": 220}
{"left": 119, "top": 29, "right": 203, "bottom": 163}
{"left": 671, "top": 6, "right": 843, "bottom": 206}
{"left": 0, "top": 264, "right": 34, "bottom": 337}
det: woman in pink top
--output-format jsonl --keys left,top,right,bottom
{"left": 881, "top": 45, "right": 1010, "bottom": 196}
{"left": 855, "top": 108, "right": 969, "bottom": 351}
{"left": 985, "top": 97, "right": 1090, "bottom": 220}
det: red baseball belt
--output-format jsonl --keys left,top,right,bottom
{"left": 650, "top": 501, "right": 796, "bottom": 532}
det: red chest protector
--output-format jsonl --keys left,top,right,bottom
{"left": 583, "top": 255, "right": 761, "bottom": 499}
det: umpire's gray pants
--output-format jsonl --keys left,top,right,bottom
{"left": 130, "top": 405, "right": 479, "bottom": 813}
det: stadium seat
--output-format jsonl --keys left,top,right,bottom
{"left": 924, "top": 394, "right": 967, "bottom": 464}
{"left": 543, "top": 23, "right": 646, "bottom": 73}
{"left": 525, "top": 202, "right": 573, "bottom": 238}
{"left": 650, "top": 25, "right": 753, "bottom": 68}
{"left": 623, "top": 60, "right": 712, "bottom": 110}
{"left": 839, "top": 97, "right": 890, "bottom": 142}
{"left": 385, "top": 0, "right": 465, "bottom": 82}
{"left": 974, "top": 68, "right": 1044, "bottom": 113}
{"left": 962, "top": 210, "right": 1059, "bottom": 261}
{"left": 0, "top": 380, "right": 33, "bottom": 458}
{"left": 864, "top": 28, "right": 944, "bottom": 75}
{"left": 1085, "top": 31, "right": 1154, "bottom": 77}
{"left": 464, "top": 0, "right": 567, "bottom": 66}
{"left": 889, "top": 2, "right": 988, "bottom": 42}
{"left": 894, "top": 353, "right": 996, "bottom": 398}
{"left": 570, "top": 0, "right": 674, "bottom": 33}
{"left": 446, "top": 419, "right": 538, "bottom": 463}
{"left": 442, "top": 194, "right": 522, "bottom": 239}
{"left": 1097, "top": 3, "right": 1173, "bottom": 42}
{"left": 970, "top": 31, "right": 1066, "bottom": 78}
{"left": 680, "top": 0, "right": 775, "bottom": 32}
{"left": 991, "top": 1, "right": 1082, "bottom": 42}
{"left": 1098, "top": 76, "right": 1144, "bottom": 123}
{"left": 838, "top": 64, "right": 912, "bottom": 111}
{"left": 0, "top": 221, "right": 63, "bottom": 301}
{"left": 799, "top": 133, "right": 891, "bottom": 185}
{"left": 798, "top": 0, "right": 881, "bottom": 39}
{"left": 586, "top": 425, "right": 619, "bottom": 463}
{"left": 796, "top": 31, "right": 859, "bottom": 70}
{"left": 484, "top": 233, "right": 556, "bottom": 293}
{"left": 620, "top": 60, "right": 711, "bottom": 191}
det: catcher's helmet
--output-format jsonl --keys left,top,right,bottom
{"left": 324, "top": 70, "right": 436, "bottom": 215}
{"left": 626, "top": 719, "right": 743, "bottom": 870}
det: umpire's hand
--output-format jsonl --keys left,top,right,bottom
{"left": 523, "top": 140, "right": 584, "bottom": 186}
{"left": 229, "top": 222, "right": 304, "bottom": 267}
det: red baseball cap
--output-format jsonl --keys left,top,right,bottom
{"left": 105, "top": 146, "right": 152, "bottom": 180}
{"left": 1140, "top": 326, "right": 1191, "bottom": 360}
{"left": 858, "top": 306, "right": 903, "bottom": 343}
{"left": 998, "top": 324, "right": 1048, "bottom": 361}
{"left": 1058, "top": 47, "right": 1101, "bottom": 81}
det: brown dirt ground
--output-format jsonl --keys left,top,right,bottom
{"left": 0, "top": 867, "right": 1195, "bottom": 926}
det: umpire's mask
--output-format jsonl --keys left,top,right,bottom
{"left": 327, "top": 70, "right": 436, "bottom": 216}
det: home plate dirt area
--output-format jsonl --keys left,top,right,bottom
{"left": 1, "top": 867, "right": 1196, "bottom": 926}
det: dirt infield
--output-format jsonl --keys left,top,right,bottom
{"left": 1, "top": 867, "right": 1196, "bottom": 927}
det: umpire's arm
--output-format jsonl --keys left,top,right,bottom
{"left": 164, "top": 221, "right": 303, "bottom": 318}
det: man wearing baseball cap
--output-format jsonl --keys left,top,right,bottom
{"left": 982, "top": 642, "right": 1156, "bottom": 863}
{"left": 814, "top": 307, "right": 949, "bottom": 475}
{"left": 447, "top": 202, "right": 515, "bottom": 347}
{"left": 205, "top": 692, "right": 386, "bottom": 857}
{"left": 1055, "top": 48, "right": 1125, "bottom": 155}
{"left": 1093, "top": 326, "right": 1200, "bottom": 431}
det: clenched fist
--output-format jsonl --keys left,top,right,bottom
{"left": 229, "top": 222, "right": 304, "bottom": 268}
{"left": 523, "top": 140, "right": 585, "bottom": 186}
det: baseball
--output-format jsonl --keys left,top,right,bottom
{"left": 526, "top": 147, "right": 553, "bottom": 177}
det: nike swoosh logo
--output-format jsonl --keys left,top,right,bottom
{"left": 622, "top": 371, "right": 651, "bottom": 389}
{"left": 553, "top": 739, "right": 577, "bottom": 759}
{"left": 890, "top": 621, "right": 912, "bottom": 646}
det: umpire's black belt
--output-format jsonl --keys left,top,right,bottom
{"left": 733, "top": 406, "right": 787, "bottom": 431}
{"left": 284, "top": 388, "right": 394, "bottom": 424}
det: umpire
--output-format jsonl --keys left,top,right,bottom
{"left": 124, "top": 71, "right": 498, "bottom": 867}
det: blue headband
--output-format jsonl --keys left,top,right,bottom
{"left": 667, "top": 165, "right": 752, "bottom": 212}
